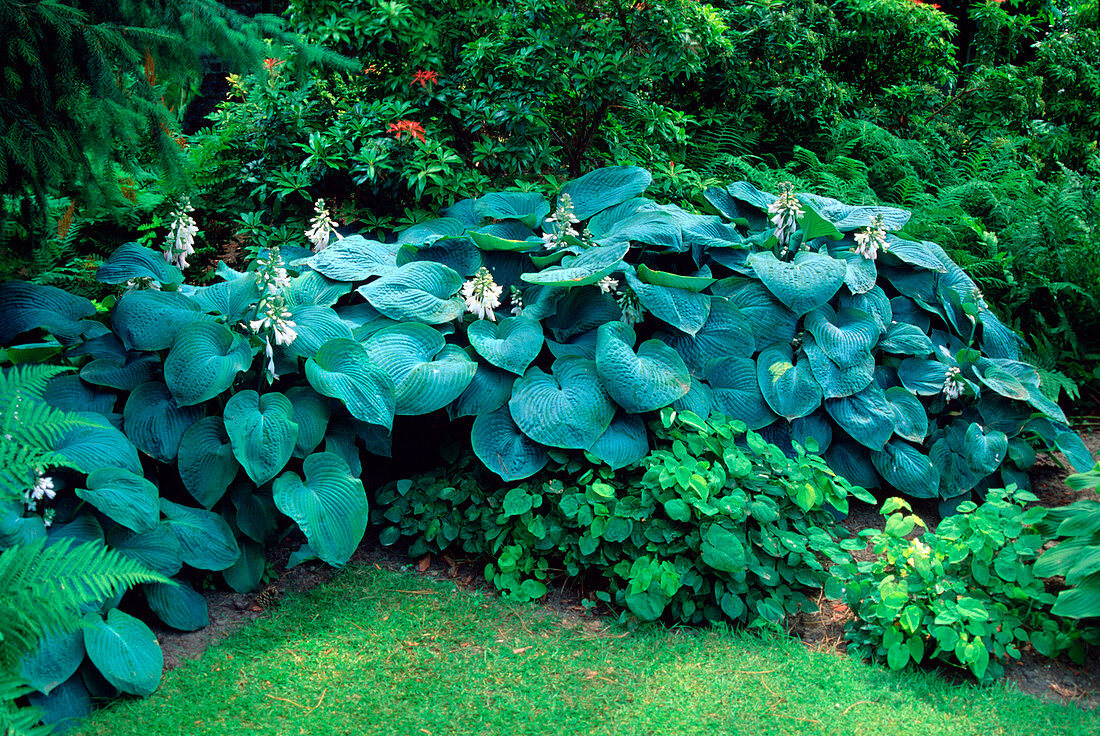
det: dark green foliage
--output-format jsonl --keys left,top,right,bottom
{"left": 375, "top": 412, "right": 869, "bottom": 625}
{"left": 1034, "top": 463, "right": 1100, "bottom": 620}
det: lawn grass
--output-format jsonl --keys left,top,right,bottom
{"left": 74, "top": 564, "right": 1098, "bottom": 736}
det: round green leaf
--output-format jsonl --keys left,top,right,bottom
{"left": 509, "top": 357, "right": 615, "bottom": 450}
{"left": 164, "top": 322, "right": 252, "bottom": 406}
{"left": 595, "top": 322, "right": 691, "bottom": 413}
{"left": 223, "top": 390, "right": 299, "bottom": 485}
{"left": 306, "top": 338, "right": 396, "bottom": 429}
{"left": 756, "top": 344, "right": 821, "bottom": 420}
{"left": 160, "top": 498, "right": 240, "bottom": 571}
{"left": 83, "top": 608, "right": 163, "bottom": 697}
{"left": 472, "top": 407, "right": 549, "bottom": 481}
{"left": 700, "top": 523, "right": 746, "bottom": 572}
{"left": 145, "top": 581, "right": 209, "bottom": 631}
{"left": 273, "top": 453, "right": 368, "bottom": 567}
{"left": 357, "top": 261, "right": 464, "bottom": 324}
{"left": 77, "top": 468, "right": 159, "bottom": 533}
{"left": 705, "top": 356, "right": 777, "bottom": 430}
{"left": 747, "top": 251, "right": 846, "bottom": 315}
{"left": 123, "top": 381, "right": 204, "bottom": 462}
{"left": 177, "top": 417, "right": 237, "bottom": 509}
{"left": 468, "top": 316, "right": 544, "bottom": 376}
{"left": 557, "top": 166, "right": 653, "bottom": 220}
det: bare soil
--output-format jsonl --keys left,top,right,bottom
{"left": 156, "top": 430, "right": 1100, "bottom": 710}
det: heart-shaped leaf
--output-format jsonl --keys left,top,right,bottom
{"left": 872, "top": 441, "right": 940, "bottom": 499}
{"left": 589, "top": 412, "right": 649, "bottom": 470}
{"left": 286, "top": 386, "right": 330, "bottom": 458}
{"left": 76, "top": 468, "right": 159, "bottom": 533}
{"left": 176, "top": 417, "right": 237, "bottom": 508}
{"left": 879, "top": 322, "right": 935, "bottom": 356}
{"left": 756, "top": 344, "right": 821, "bottom": 420}
{"left": 54, "top": 413, "right": 143, "bottom": 475}
{"left": 145, "top": 581, "right": 209, "bottom": 631}
{"left": 803, "top": 305, "right": 880, "bottom": 368}
{"left": 273, "top": 453, "right": 368, "bottom": 567}
{"left": 658, "top": 299, "right": 755, "bottom": 375}
{"left": 107, "top": 523, "right": 182, "bottom": 577}
{"left": 521, "top": 242, "right": 630, "bottom": 287}
{"left": 363, "top": 324, "right": 476, "bottom": 415}
{"left": 79, "top": 354, "right": 160, "bottom": 392}
{"left": 557, "top": 166, "right": 652, "bottom": 220}
{"left": 705, "top": 356, "right": 777, "bottom": 430}
{"left": 20, "top": 629, "right": 85, "bottom": 695}
{"left": 303, "top": 235, "right": 399, "bottom": 280}
{"left": 223, "top": 390, "right": 298, "bottom": 485}
{"left": 468, "top": 316, "right": 544, "bottom": 376}
{"left": 885, "top": 387, "right": 928, "bottom": 443}
{"left": 164, "top": 322, "right": 253, "bottom": 406}
{"left": 747, "top": 251, "right": 846, "bottom": 315}
{"left": 111, "top": 290, "right": 213, "bottom": 351}
{"left": 285, "top": 305, "right": 355, "bottom": 360}
{"left": 96, "top": 242, "right": 184, "bottom": 287}
{"left": 825, "top": 384, "right": 894, "bottom": 451}
{"left": 160, "top": 498, "right": 240, "bottom": 571}
{"left": 711, "top": 279, "right": 798, "bottom": 349}
{"left": 595, "top": 322, "right": 691, "bottom": 413}
{"left": 83, "top": 609, "right": 163, "bottom": 697}
{"left": 123, "top": 381, "right": 204, "bottom": 462}
{"left": 509, "top": 357, "right": 615, "bottom": 450}
{"left": 187, "top": 274, "right": 261, "bottom": 321}
{"left": 472, "top": 407, "right": 549, "bottom": 481}
{"left": 623, "top": 270, "right": 710, "bottom": 335}
{"left": 803, "top": 334, "right": 875, "bottom": 399}
{"left": 448, "top": 363, "right": 515, "bottom": 419}
{"left": 357, "top": 261, "right": 464, "bottom": 324}
{"left": 306, "top": 338, "right": 396, "bottom": 429}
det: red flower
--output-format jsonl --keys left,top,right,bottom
{"left": 263, "top": 58, "right": 284, "bottom": 72}
{"left": 410, "top": 70, "right": 439, "bottom": 89}
{"left": 388, "top": 120, "right": 426, "bottom": 143}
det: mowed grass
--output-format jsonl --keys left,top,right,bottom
{"left": 75, "top": 565, "right": 1097, "bottom": 736}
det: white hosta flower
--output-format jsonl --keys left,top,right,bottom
{"left": 124, "top": 277, "right": 161, "bottom": 293}
{"left": 597, "top": 276, "right": 619, "bottom": 294}
{"left": 767, "top": 182, "right": 803, "bottom": 248}
{"left": 256, "top": 247, "right": 291, "bottom": 295}
{"left": 942, "top": 366, "right": 964, "bottom": 400}
{"left": 306, "top": 198, "right": 343, "bottom": 252}
{"left": 250, "top": 296, "right": 297, "bottom": 344}
{"left": 541, "top": 193, "right": 583, "bottom": 251}
{"left": 509, "top": 285, "right": 524, "bottom": 316}
{"left": 545, "top": 193, "right": 580, "bottom": 226}
{"left": 462, "top": 267, "right": 503, "bottom": 321}
{"left": 164, "top": 200, "right": 198, "bottom": 270}
{"left": 29, "top": 475, "right": 55, "bottom": 502}
{"left": 263, "top": 337, "right": 277, "bottom": 382}
{"left": 853, "top": 215, "right": 889, "bottom": 261}
{"left": 617, "top": 288, "right": 644, "bottom": 326}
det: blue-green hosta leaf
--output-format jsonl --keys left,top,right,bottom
{"left": 448, "top": 363, "right": 515, "bottom": 419}
{"left": 145, "top": 581, "right": 209, "bottom": 631}
{"left": 898, "top": 358, "right": 951, "bottom": 396}
{"left": 636, "top": 263, "right": 716, "bottom": 292}
{"left": 79, "top": 354, "right": 160, "bottom": 391}
{"left": 879, "top": 322, "right": 935, "bottom": 356}
{"left": 282, "top": 270, "right": 353, "bottom": 308}
{"left": 992, "top": 360, "right": 1068, "bottom": 424}
{"left": 0, "top": 281, "right": 96, "bottom": 344}
{"left": 1023, "top": 418, "right": 1094, "bottom": 472}
{"left": 872, "top": 441, "right": 940, "bottom": 499}
{"left": 28, "top": 674, "right": 91, "bottom": 730}
{"left": 108, "top": 523, "right": 182, "bottom": 577}
{"left": 623, "top": 270, "right": 710, "bottom": 335}
{"left": 521, "top": 242, "right": 630, "bottom": 287}
{"left": 474, "top": 220, "right": 537, "bottom": 243}
{"left": 711, "top": 279, "right": 798, "bottom": 348}
{"left": 657, "top": 299, "right": 755, "bottom": 375}
{"left": 880, "top": 265, "right": 940, "bottom": 310}
{"left": 826, "top": 441, "right": 881, "bottom": 489}
{"left": 557, "top": 166, "right": 652, "bottom": 220}
{"left": 803, "top": 334, "right": 875, "bottom": 399}
{"left": 792, "top": 413, "right": 834, "bottom": 454}
{"left": 397, "top": 217, "right": 467, "bottom": 245}
{"left": 973, "top": 360, "right": 1030, "bottom": 401}
{"left": 595, "top": 322, "right": 691, "bottom": 413}
{"left": 544, "top": 288, "right": 620, "bottom": 342}
{"left": 83, "top": 609, "right": 162, "bottom": 697}
{"left": 809, "top": 201, "right": 911, "bottom": 232}
{"left": 46, "top": 515, "right": 104, "bottom": 547}
{"left": 323, "top": 422, "right": 362, "bottom": 477}
{"left": 825, "top": 384, "right": 894, "bottom": 451}
{"left": 96, "top": 242, "right": 184, "bottom": 286}
{"left": 747, "top": 251, "right": 846, "bottom": 315}
{"left": 303, "top": 235, "right": 399, "bottom": 280}
{"left": 804, "top": 305, "right": 880, "bottom": 368}
{"left": 54, "top": 411, "right": 142, "bottom": 475}
{"left": 839, "top": 287, "right": 893, "bottom": 333}
{"left": 885, "top": 387, "right": 928, "bottom": 443}
{"left": 223, "top": 539, "right": 265, "bottom": 593}
{"left": 306, "top": 338, "right": 396, "bottom": 429}
{"left": 589, "top": 209, "right": 683, "bottom": 251}
{"left": 882, "top": 236, "right": 947, "bottom": 272}
{"left": 335, "top": 302, "right": 397, "bottom": 341}
{"left": 286, "top": 386, "right": 330, "bottom": 458}
{"left": 160, "top": 498, "right": 240, "bottom": 571}
{"left": 223, "top": 390, "right": 298, "bottom": 485}
{"left": 396, "top": 236, "right": 483, "bottom": 277}
{"left": 705, "top": 356, "right": 778, "bottom": 430}
{"left": 546, "top": 330, "right": 599, "bottom": 360}
{"left": 363, "top": 323, "right": 476, "bottom": 415}
{"left": 468, "top": 316, "right": 544, "bottom": 375}
{"left": 111, "top": 290, "right": 213, "bottom": 352}
{"left": 177, "top": 417, "right": 237, "bottom": 508}
{"left": 839, "top": 250, "right": 877, "bottom": 295}
{"left": 472, "top": 407, "right": 549, "bottom": 481}
{"left": 468, "top": 230, "right": 539, "bottom": 253}
{"left": 756, "top": 344, "right": 821, "bottom": 420}
{"left": 273, "top": 452, "right": 368, "bottom": 567}
{"left": 123, "top": 382, "right": 204, "bottom": 462}
{"left": 474, "top": 191, "right": 550, "bottom": 229}
{"left": 357, "top": 261, "right": 464, "bottom": 324}
{"left": 0, "top": 502, "right": 44, "bottom": 548}
{"left": 186, "top": 274, "right": 260, "bottom": 321}
{"left": 712, "top": 181, "right": 775, "bottom": 215}
{"left": 20, "top": 629, "right": 84, "bottom": 695}
{"left": 978, "top": 308, "right": 1022, "bottom": 360}
{"left": 509, "top": 357, "right": 616, "bottom": 450}
{"left": 228, "top": 483, "right": 278, "bottom": 543}
{"left": 44, "top": 373, "right": 115, "bottom": 415}
{"left": 164, "top": 322, "right": 252, "bottom": 407}
{"left": 930, "top": 422, "right": 1007, "bottom": 497}
{"left": 77, "top": 468, "right": 159, "bottom": 533}
{"left": 673, "top": 377, "right": 714, "bottom": 420}
{"left": 285, "top": 305, "right": 354, "bottom": 360}
{"left": 589, "top": 413, "right": 649, "bottom": 470}
{"left": 796, "top": 200, "right": 844, "bottom": 241}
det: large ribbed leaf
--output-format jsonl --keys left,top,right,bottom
{"left": 357, "top": 261, "right": 464, "bottom": 323}
{"left": 792, "top": 413, "right": 834, "bottom": 454}
{"left": 285, "top": 305, "right": 355, "bottom": 360}
{"left": 396, "top": 236, "right": 483, "bottom": 277}
{"left": 123, "top": 382, "right": 204, "bottom": 462}
{"left": 468, "top": 316, "right": 544, "bottom": 375}
{"left": 286, "top": 386, "right": 330, "bottom": 458}
{"left": 878, "top": 322, "right": 935, "bottom": 356}
{"left": 509, "top": 357, "right": 615, "bottom": 449}
{"left": 885, "top": 387, "right": 928, "bottom": 443}
{"left": 0, "top": 281, "right": 96, "bottom": 344}
{"left": 76, "top": 468, "right": 159, "bottom": 533}
{"left": 160, "top": 498, "right": 240, "bottom": 571}
{"left": 107, "top": 523, "right": 182, "bottom": 577}
{"left": 930, "top": 422, "right": 1008, "bottom": 497}
{"left": 825, "top": 385, "right": 894, "bottom": 451}
{"left": 55, "top": 412, "right": 142, "bottom": 475}
{"left": 747, "top": 251, "right": 846, "bottom": 315}
{"left": 96, "top": 242, "right": 184, "bottom": 286}
{"left": 658, "top": 299, "right": 755, "bottom": 375}
{"left": 306, "top": 338, "right": 396, "bottom": 429}
{"left": 623, "top": 271, "right": 710, "bottom": 335}
{"left": 164, "top": 322, "right": 252, "bottom": 406}
{"left": 448, "top": 363, "right": 515, "bottom": 419}
{"left": 673, "top": 377, "right": 714, "bottom": 420}
{"left": 637, "top": 264, "right": 715, "bottom": 292}
{"left": 841, "top": 251, "right": 877, "bottom": 295}
{"left": 111, "top": 290, "right": 213, "bottom": 351}
{"left": 872, "top": 441, "right": 940, "bottom": 499}
{"left": 826, "top": 441, "right": 880, "bottom": 489}
{"left": 522, "top": 242, "right": 630, "bottom": 287}
{"left": 187, "top": 275, "right": 260, "bottom": 321}
{"left": 475, "top": 192, "right": 550, "bottom": 229}
{"left": 83, "top": 609, "right": 163, "bottom": 697}
{"left": 397, "top": 217, "right": 467, "bottom": 245}
{"left": 890, "top": 296, "right": 932, "bottom": 332}
{"left": 812, "top": 202, "right": 911, "bottom": 232}
{"left": 145, "top": 581, "right": 209, "bottom": 631}
{"left": 471, "top": 407, "right": 549, "bottom": 481}
{"left": 882, "top": 236, "right": 946, "bottom": 272}
{"left": 557, "top": 166, "right": 652, "bottom": 220}
{"left": 44, "top": 373, "right": 116, "bottom": 415}
{"left": 363, "top": 323, "right": 476, "bottom": 415}
{"left": 468, "top": 230, "right": 539, "bottom": 253}
{"left": 28, "top": 674, "right": 91, "bottom": 730}
{"left": 973, "top": 360, "right": 1029, "bottom": 401}
{"left": 304, "top": 235, "right": 399, "bottom": 280}
{"left": 898, "top": 358, "right": 950, "bottom": 396}
{"left": 223, "top": 539, "right": 265, "bottom": 593}
{"left": 803, "top": 305, "right": 879, "bottom": 368}
{"left": 756, "top": 344, "right": 821, "bottom": 420}
{"left": 840, "top": 287, "right": 892, "bottom": 333}
{"left": 544, "top": 288, "right": 620, "bottom": 342}
{"left": 705, "top": 356, "right": 777, "bottom": 430}
{"left": 590, "top": 209, "right": 682, "bottom": 251}
{"left": 711, "top": 279, "right": 797, "bottom": 348}
{"left": 978, "top": 308, "right": 1023, "bottom": 360}
{"left": 282, "top": 270, "right": 352, "bottom": 308}
{"left": 1024, "top": 418, "right": 1093, "bottom": 472}
{"left": 79, "top": 354, "right": 160, "bottom": 391}
{"left": 595, "top": 322, "right": 691, "bottom": 413}
{"left": 230, "top": 483, "right": 279, "bottom": 543}
{"left": 803, "top": 334, "right": 875, "bottom": 399}
{"left": 589, "top": 413, "right": 649, "bottom": 470}
{"left": 273, "top": 452, "right": 368, "bottom": 567}
{"left": 20, "top": 629, "right": 84, "bottom": 695}
{"left": 992, "top": 360, "right": 1068, "bottom": 423}
{"left": 223, "top": 390, "right": 298, "bottom": 485}
{"left": 177, "top": 417, "right": 237, "bottom": 508}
